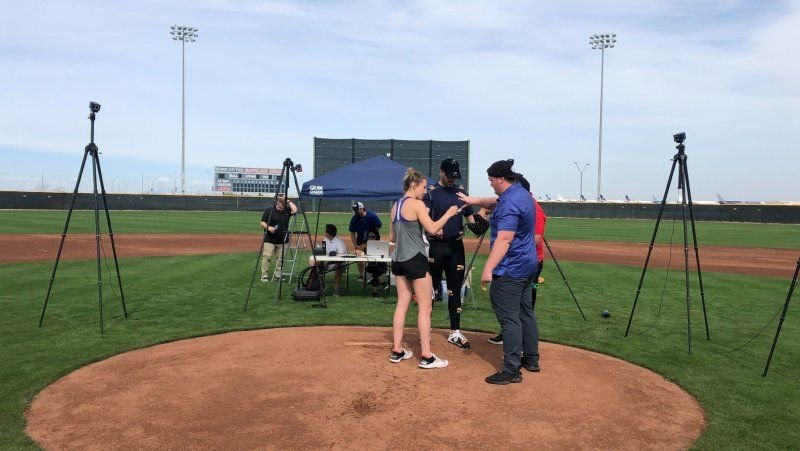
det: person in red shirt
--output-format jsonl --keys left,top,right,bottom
{"left": 488, "top": 175, "right": 546, "bottom": 345}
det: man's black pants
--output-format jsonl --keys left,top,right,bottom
{"left": 490, "top": 274, "right": 538, "bottom": 374}
{"left": 429, "top": 240, "right": 465, "bottom": 330}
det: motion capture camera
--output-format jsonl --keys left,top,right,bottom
{"left": 673, "top": 132, "right": 686, "bottom": 144}
{"left": 89, "top": 102, "right": 101, "bottom": 113}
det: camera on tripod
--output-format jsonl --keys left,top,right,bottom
{"left": 89, "top": 102, "right": 101, "bottom": 113}
{"left": 673, "top": 132, "right": 686, "bottom": 144}
{"left": 282, "top": 158, "right": 303, "bottom": 172}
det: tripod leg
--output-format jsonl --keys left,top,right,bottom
{"left": 40, "top": 150, "right": 91, "bottom": 327}
{"left": 246, "top": 169, "right": 284, "bottom": 309}
{"left": 243, "top": 231, "right": 268, "bottom": 311}
{"left": 543, "top": 237, "right": 586, "bottom": 320}
{"left": 682, "top": 160, "right": 710, "bottom": 340}
{"left": 626, "top": 156, "right": 679, "bottom": 337}
{"left": 461, "top": 234, "right": 486, "bottom": 310}
{"left": 95, "top": 153, "right": 127, "bottom": 318}
{"left": 275, "top": 165, "right": 291, "bottom": 302}
{"left": 91, "top": 152, "right": 104, "bottom": 333}
{"left": 763, "top": 257, "right": 799, "bottom": 377}
{"left": 679, "top": 163, "right": 692, "bottom": 354}
{"left": 290, "top": 169, "right": 326, "bottom": 307}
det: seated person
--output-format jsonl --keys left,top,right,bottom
{"left": 307, "top": 224, "right": 348, "bottom": 295}
{"left": 349, "top": 201, "right": 383, "bottom": 281}
{"left": 363, "top": 228, "right": 389, "bottom": 299}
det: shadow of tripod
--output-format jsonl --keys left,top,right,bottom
{"left": 39, "top": 102, "right": 128, "bottom": 333}
{"left": 625, "top": 132, "right": 710, "bottom": 354}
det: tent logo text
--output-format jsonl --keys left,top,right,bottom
{"left": 310, "top": 185, "right": 324, "bottom": 195}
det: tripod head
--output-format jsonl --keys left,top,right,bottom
{"left": 88, "top": 101, "right": 101, "bottom": 121}
{"left": 282, "top": 158, "right": 303, "bottom": 173}
{"left": 673, "top": 132, "right": 686, "bottom": 155}
{"left": 87, "top": 101, "right": 101, "bottom": 150}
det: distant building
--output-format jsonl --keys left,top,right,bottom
{"left": 212, "top": 166, "right": 283, "bottom": 194}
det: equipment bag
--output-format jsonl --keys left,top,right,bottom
{"left": 292, "top": 266, "right": 322, "bottom": 302}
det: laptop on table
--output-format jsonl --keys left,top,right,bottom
{"left": 366, "top": 240, "right": 390, "bottom": 258}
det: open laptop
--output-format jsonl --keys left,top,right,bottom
{"left": 366, "top": 240, "right": 390, "bottom": 258}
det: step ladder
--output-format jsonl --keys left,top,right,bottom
{"left": 272, "top": 213, "right": 312, "bottom": 286}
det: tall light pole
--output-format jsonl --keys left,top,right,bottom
{"left": 170, "top": 25, "right": 198, "bottom": 194}
{"left": 589, "top": 32, "right": 616, "bottom": 201}
{"left": 573, "top": 161, "right": 590, "bottom": 201}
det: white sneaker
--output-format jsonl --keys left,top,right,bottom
{"left": 260, "top": 275, "right": 269, "bottom": 283}
{"left": 419, "top": 354, "right": 448, "bottom": 369}
{"left": 390, "top": 348, "right": 413, "bottom": 363}
{"left": 447, "top": 331, "right": 471, "bottom": 349}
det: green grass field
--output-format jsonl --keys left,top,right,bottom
{"left": 0, "top": 210, "right": 798, "bottom": 449}
{"left": 1, "top": 210, "right": 798, "bottom": 249}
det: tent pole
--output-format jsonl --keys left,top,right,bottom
{"left": 313, "top": 199, "right": 322, "bottom": 244}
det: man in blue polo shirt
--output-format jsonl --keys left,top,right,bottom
{"left": 349, "top": 201, "right": 383, "bottom": 281}
{"left": 460, "top": 159, "right": 538, "bottom": 384}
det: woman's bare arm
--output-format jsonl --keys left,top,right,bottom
{"left": 410, "top": 199, "right": 458, "bottom": 235}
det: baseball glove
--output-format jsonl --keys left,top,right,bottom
{"left": 466, "top": 213, "right": 490, "bottom": 236}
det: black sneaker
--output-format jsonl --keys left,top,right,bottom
{"left": 485, "top": 370, "right": 522, "bottom": 385}
{"left": 520, "top": 359, "right": 540, "bottom": 372}
{"left": 487, "top": 334, "right": 503, "bottom": 345}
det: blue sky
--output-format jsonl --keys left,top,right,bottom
{"left": 1, "top": 0, "right": 798, "bottom": 201}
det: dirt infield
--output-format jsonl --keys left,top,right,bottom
{"left": 26, "top": 327, "right": 705, "bottom": 450}
{"left": 1, "top": 233, "right": 796, "bottom": 277}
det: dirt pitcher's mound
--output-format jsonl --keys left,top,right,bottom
{"left": 26, "top": 327, "right": 705, "bottom": 450}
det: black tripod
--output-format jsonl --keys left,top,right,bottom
{"left": 763, "top": 257, "right": 799, "bottom": 377}
{"left": 543, "top": 237, "right": 586, "bottom": 320}
{"left": 243, "top": 158, "right": 324, "bottom": 310}
{"left": 39, "top": 102, "right": 127, "bottom": 333}
{"left": 461, "top": 233, "right": 487, "bottom": 310}
{"left": 625, "top": 132, "right": 709, "bottom": 354}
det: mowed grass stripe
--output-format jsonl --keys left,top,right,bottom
{"left": 0, "top": 210, "right": 798, "bottom": 249}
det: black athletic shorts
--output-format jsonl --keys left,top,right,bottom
{"left": 391, "top": 252, "right": 429, "bottom": 280}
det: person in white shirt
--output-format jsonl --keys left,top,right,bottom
{"left": 308, "top": 224, "right": 348, "bottom": 295}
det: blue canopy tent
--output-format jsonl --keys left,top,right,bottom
{"left": 300, "top": 155, "right": 409, "bottom": 240}
{"left": 300, "top": 155, "right": 409, "bottom": 200}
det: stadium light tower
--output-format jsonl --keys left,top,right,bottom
{"left": 170, "top": 25, "right": 198, "bottom": 194}
{"left": 589, "top": 32, "right": 616, "bottom": 201}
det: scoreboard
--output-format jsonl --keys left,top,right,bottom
{"left": 213, "top": 166, "right": 283, "bottom": 194}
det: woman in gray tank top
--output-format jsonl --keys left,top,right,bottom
{"left": 389, "top": 168, "right": 459, "bottom": 369}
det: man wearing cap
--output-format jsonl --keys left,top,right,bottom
{"left": 349, "top": 201, "right": 383, "bottom": 281}
{"left": 260, "top": 195, "right": 297, "bottom": 282}
{"left": 459, "top": 159, "right": 539, "bottom": 384}
{"left": 423, "top": 158, "right": 480, "bottom": 348}
{"left": 488, "top": 175, "right": 547, "bottom": 345}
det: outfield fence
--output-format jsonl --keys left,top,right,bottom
{"left": 2, "top": 191, "right": 799, "bottom": 223}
